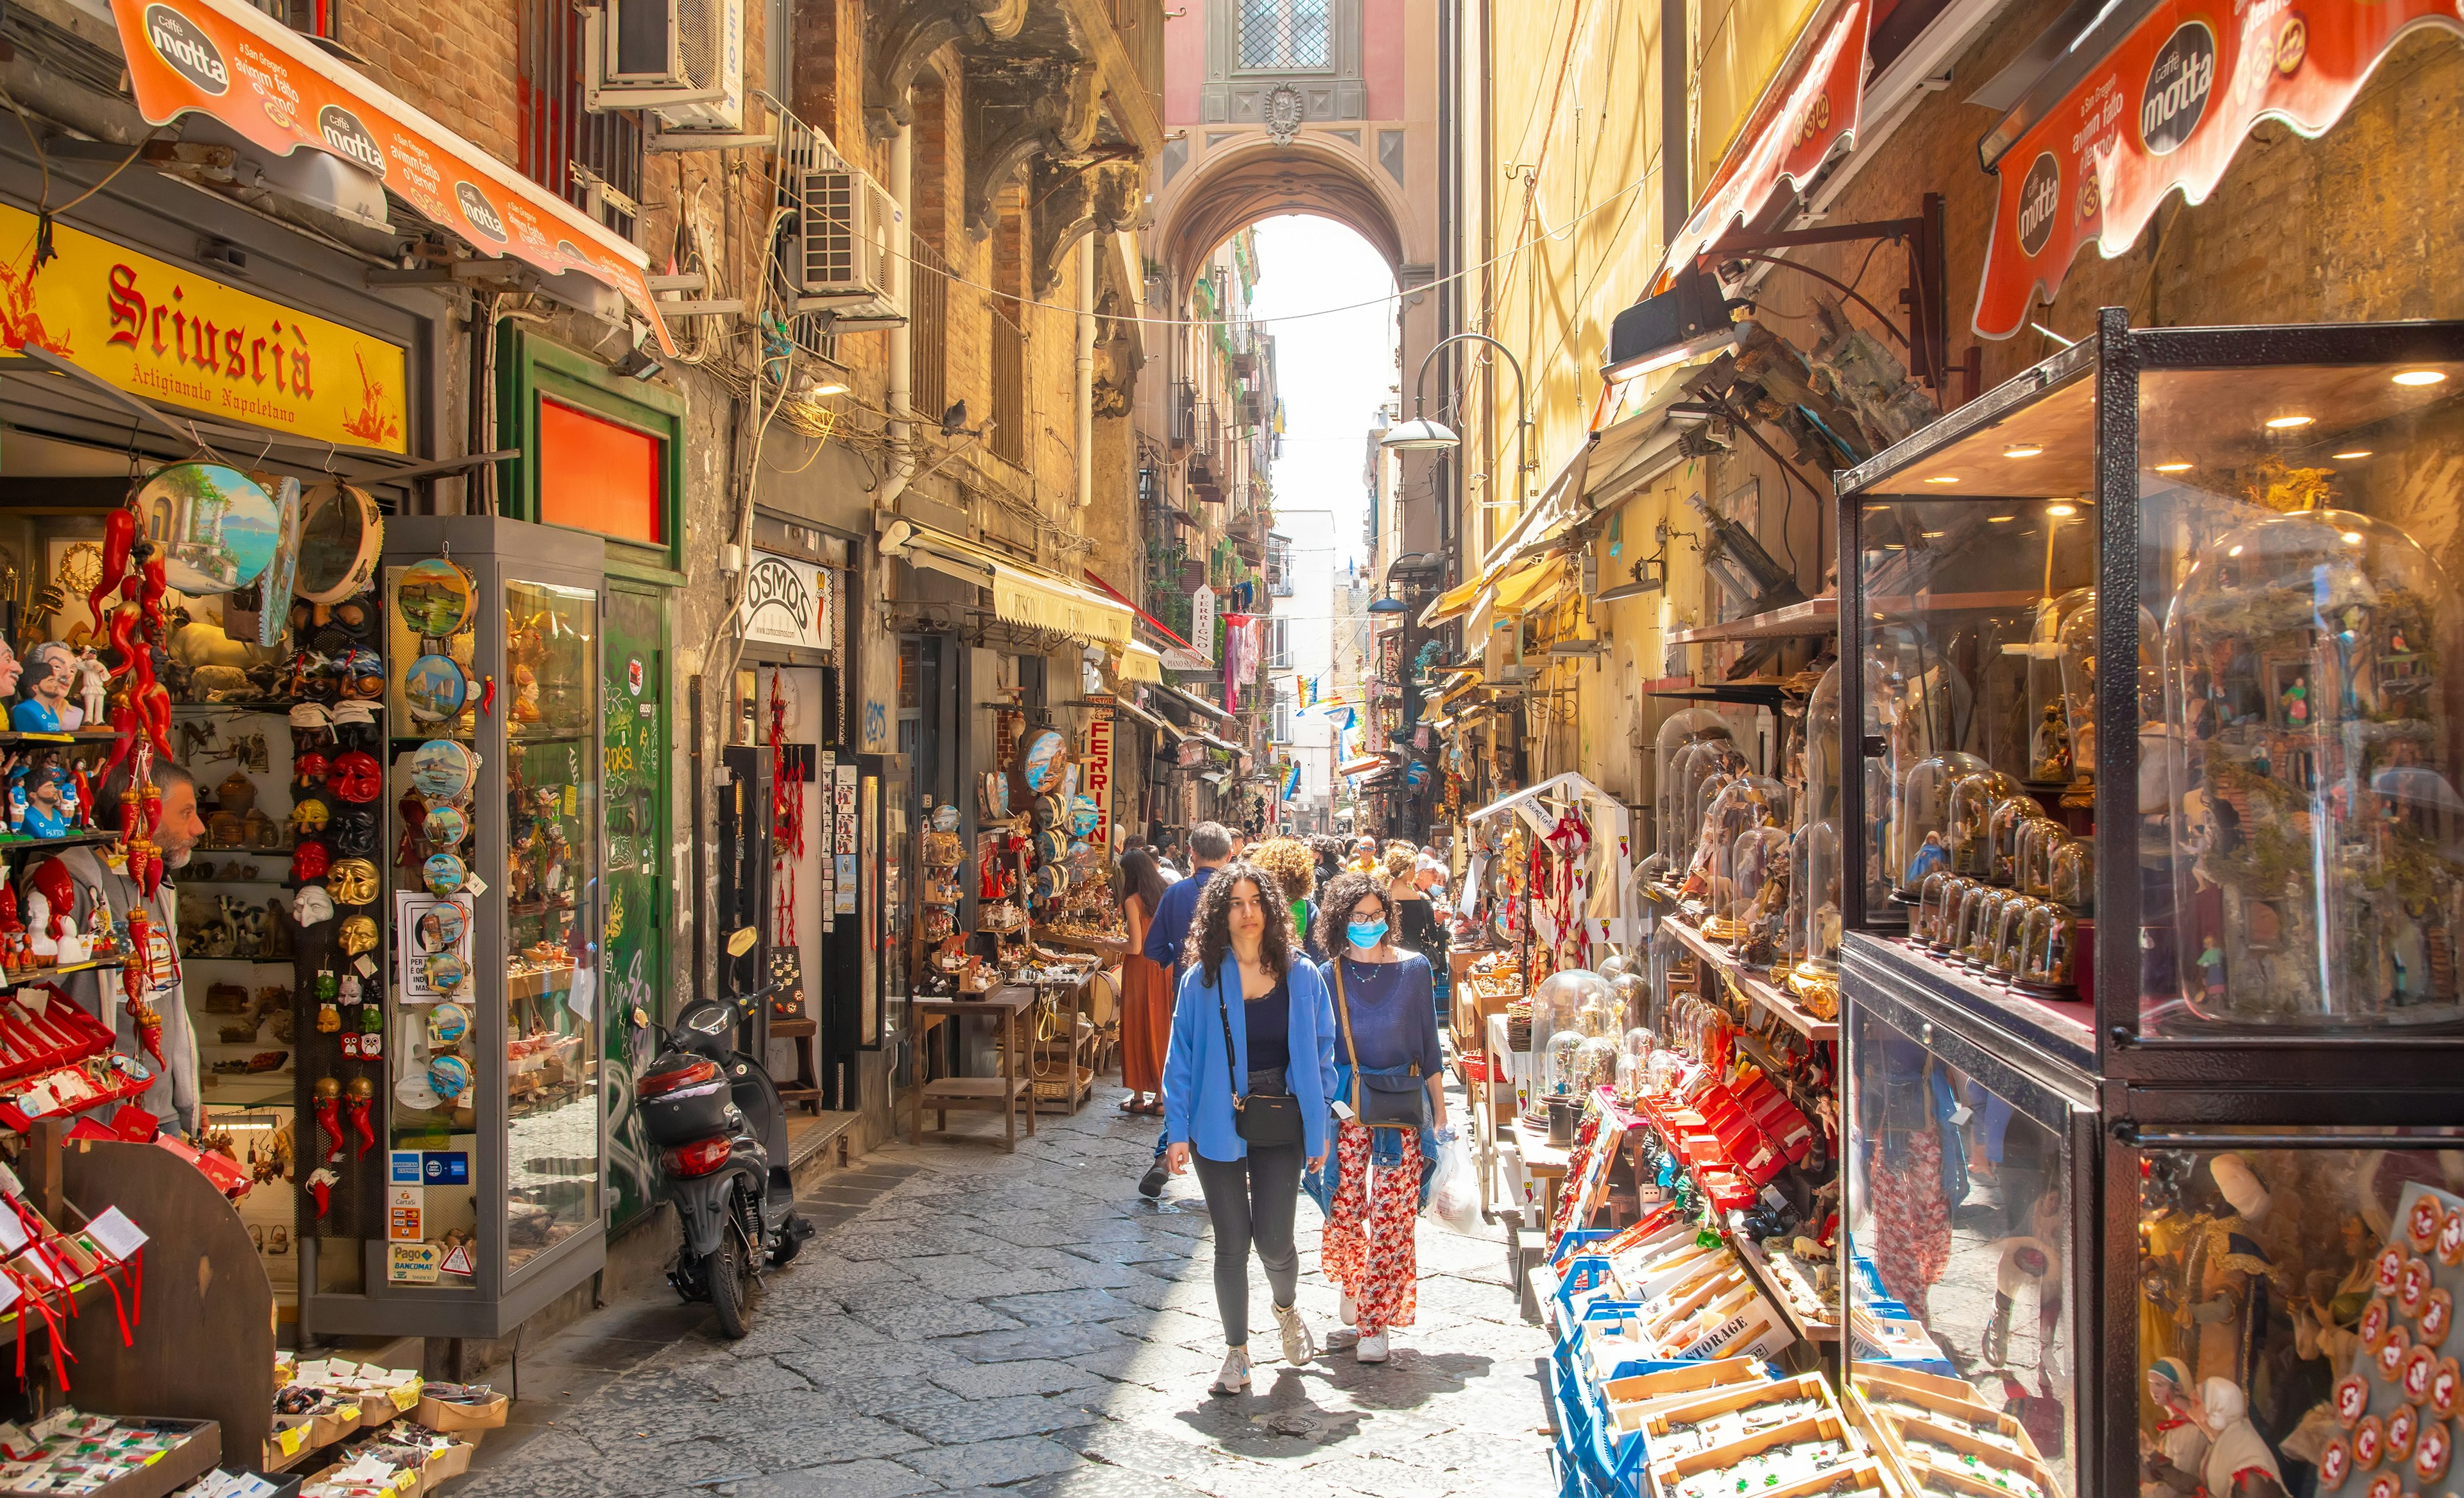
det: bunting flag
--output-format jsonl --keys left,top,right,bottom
{"left": 1283, "top": 761, "right": 1301, "bottom": 798}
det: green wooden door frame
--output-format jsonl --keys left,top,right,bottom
{"left": 495, "top": 325, "right": 689, "bottom": 587}
{"left": 601, "top": 576, "right": 674, "bottom": 1231}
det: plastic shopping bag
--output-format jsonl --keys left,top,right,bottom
{"left": 1423, "top": 1128, "right": 1482, "bottom": 1234}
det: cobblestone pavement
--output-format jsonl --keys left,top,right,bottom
{"left": 451, "top": 1086, "right": 1555, "bottom": 1498}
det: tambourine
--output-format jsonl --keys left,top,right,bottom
{"left": 427, "top": 1053, "right": 472, "bottom": 1103}
{"left": 423, "top": 804, "right": 469, "bottom": 850}
{"left": 260, "top": 473, "right": 302, "bottom": 649}
{"left": 409, "top": 739, "right": 480, "bottom": 802}
{"left": 418, "top": 902, "right": 468, "bottom": 952}
{"left": 296, "top": 479, "right": 384, "bottom": 605}
{"left": 403, "top": 654, "right": 471, "bottom": 724}
{"left": 329, "top": 751, "right": 382, "bottom": 804}
{"left": 427, "top": 1001, "right": 470, "bottom": 1047}
{"left": 423, "top": 853, "right": 468, "bottom": 896}
{"left": 328, "top": 858, "right": 380, "bottom": 907}
{"left": 424, "top": 952, "right": 471, "bottom": 993}
{"left": 137, "top": 462, "right": 279, "bottom": 595}
{"left": 396, "top": 557, "right": 475, "bottom": 637}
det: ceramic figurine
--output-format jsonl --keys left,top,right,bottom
{"left": 74, "top": 647, "right": 106, "bottom": 727}
{"left": 20, "top": 769, "right": 69, "bottom": 839}
{"left": 12, "top": 642, "right": 75, "bottom": 732}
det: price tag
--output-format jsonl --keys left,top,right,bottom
{"left": 466, "top": 875, "right": 488, "bottom": 896}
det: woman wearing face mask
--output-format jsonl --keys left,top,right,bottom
{"left": 1161, "top": 861, "right": 1338, "bottom": 1395}
{"left": 1310, "top": 870, "right": 1446, "bottom": 1363}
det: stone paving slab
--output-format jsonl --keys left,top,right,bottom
{"left": 449, "top": 1081, "right": 1552, "bottom": 1497}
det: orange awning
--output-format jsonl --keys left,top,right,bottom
{"left": 111, "top": 0, "right": 674, "bottom": 353}
{"left": 1648, "top": 0, "right": 1870, "bottom": 295}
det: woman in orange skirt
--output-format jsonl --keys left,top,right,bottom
{"left": 1116, "top": 848, "right": 1172, "bottom": 1114}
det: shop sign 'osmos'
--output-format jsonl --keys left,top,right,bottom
{"left": 741, "top": 552, "right": 832, "bottom": 653}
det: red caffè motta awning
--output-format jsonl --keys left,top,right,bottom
{"left": 1649, "top": 0, "right": 1870, "bottom": 292}
{"left": 1974, "top": 0, "right": 2464, "bottom": 338}
{"left": 111, "top": 0, "right": 676, "bottom": 354}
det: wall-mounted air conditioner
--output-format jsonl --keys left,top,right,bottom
{"left": 787, "top": 160, "right": 905, "bottom": 330}
{"left": 583, "top": 0, "right": 744, "bottom": 132}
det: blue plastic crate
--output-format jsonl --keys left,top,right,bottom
{"left": 1550, "top": 1227, "right": 1616, "bottom": 1269}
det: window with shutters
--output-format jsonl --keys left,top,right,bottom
{"left": 518, "top": 0, "right": 643, "bottom": 236}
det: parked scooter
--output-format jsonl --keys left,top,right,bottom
{"left": 638, "top": 933, "right": 811, "bottom": 1337}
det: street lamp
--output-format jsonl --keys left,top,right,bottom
{"left": 1379, "top": 332, "right": 1533, "bottom": 505}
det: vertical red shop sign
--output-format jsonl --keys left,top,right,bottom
{"left": 1084, "top": 716, "right": 1115, "bottom": 848}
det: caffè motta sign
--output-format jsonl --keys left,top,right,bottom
{"left": 0, "top": 201, "right": 409, "bottom": 451}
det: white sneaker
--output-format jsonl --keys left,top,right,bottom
{"left": 1356, "top": 1330, "right": 1389, "bottom": 1363}
{"left": 1211, "top": 1345, "right": 1252, "bottom": 1395}
{"left": 1273, "top": 1302, "right": 1315, "bottom": 1366}
{"left": 1339, "top": 1292, "right": 1358, "bottom": 1327}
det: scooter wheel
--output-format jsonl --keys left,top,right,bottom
{"left": 709, "top": 1217, "right": 756, "bottom": 1338}
{"left": 768, "top": 1214, "right": 807, "bottom": 1268}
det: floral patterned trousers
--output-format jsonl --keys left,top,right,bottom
{"left": 1322, "top": 1121, "right": 1423, "bottom": 1334}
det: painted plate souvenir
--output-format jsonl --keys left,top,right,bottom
{"left": 136, "top": 462, "right": 280, "bottom": 595}
{"left": 258, "top": 474, "right": 302, "bottom": 649}
{"left": 296, "top": 481, "right": 384, "bottom": 604}
{"left": 395, "top": 557, "right": 476, "bottom": 637}
{"left": 426, "top": 1001, "right": 470, "bottom": 1047}
{"left": 408, "top": 739, "right": 481, "bottom": 801}
{"left": 932, "top": 803, "right": 961, "bottom": 834}
{"left": 424, "top": 952, "right": 470, "bottom": 993}
{"left": 394, "top": 1071, "right": 441, "bottom": 1111}
{"left": 423, "top": 804, "right": 470, "bottom": 851}
{"left": 423, "top": 852, "right": 468, "bottom": 897}
{"left": 1019, "top": 729, "right": 1065, "bottom": 793}
{"left": 417, "top": 902, "right": 468, "bottom": 952}
{"left": 403, "top": 654, "right": 470, "bottom": 723}
{"left": 427, "top": 1052, "right": 472, "bottom": 1102}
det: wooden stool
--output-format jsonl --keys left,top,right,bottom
{"left": 771, "top": 1017, "right": 823, "bottom": 1115}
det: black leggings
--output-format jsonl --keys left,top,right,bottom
{"left": 1192, "top": 1142, "right": 1305, "bottom": 1345}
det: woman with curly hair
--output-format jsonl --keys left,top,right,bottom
{"left": 1249, "top": 837, "right": 1327, "bottom": 963}
{"left": 1311, "top": 870, "right": 1445, "bottom": 1363}
{"left": 1382, "top": 844, "right": 1445, "bottom": 957}
{"left": 1161, "top": 860, "right": 1339, "bottom": 1394}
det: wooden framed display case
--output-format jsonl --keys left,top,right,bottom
{"left": 1834, "top": 310, "right": 2464, "bottom": 1498}
{"left": 302, "top": 516, "right": 606, "bottom": 1339}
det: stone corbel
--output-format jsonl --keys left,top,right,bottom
{"left": 963, "top": 58, "right": 1103, "bottom": 236}
{"left": 1029, "top": 156, "right": 1138, "bottom": 296}
{"left": 864, "top": 0, "right": 1031, "bottom": 139}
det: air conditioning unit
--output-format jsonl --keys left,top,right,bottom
{"left": 789, "top": 161, "right": 905, "bottom": 329}
{"left": 583, "top": 0, "right": 745, "bottom": 132}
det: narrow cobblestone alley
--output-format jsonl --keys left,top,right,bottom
{"left": 450, "top": 1092, "right": 1555, "bottom": 1498}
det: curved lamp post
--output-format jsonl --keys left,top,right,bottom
{"left": 1378, "top": 332, "right": 1534, "bottom": 506}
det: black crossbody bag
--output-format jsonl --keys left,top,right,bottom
{"left": 1216, "top": 965, "right": 1303, "bottom": 1147}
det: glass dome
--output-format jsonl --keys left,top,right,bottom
{"left": 1695, "top": 773, "right": 1787, "bottom": 938}
{"left": 1957, "top": 885, "right": 2010, "bottom": 970}
{"left": 1989, "top": 895, "right": 2039, "bottom": 977}
{"left": 1614, "top": 1046, "right": 1646, "bottom": 1099}
{"left": 2168, "top": 506, "right": 2464, "bottom": 1028}
{"left": 1727, "top": 822, "right": 1794, "bottom": 968}
{"left": 1672, "top": 737, "right": 1747, "bottom": 869}
{"left": 1542, "top": 1030, "right": 1589, "bottom": 1106}
{"left": 1571, "top": 1035, "right": 1621, "bottom": 1098}
{"left": 1646, "top": 918, "right": 1686, "bottom": 1037}
{"left": 2049, "top": 836, "right": 2095, "bottom": 913}
{"left": 2016, "top": 901, "right": 2082, "bottom": 999}
{"left": 1891, "top": 752, "right": 1989, "bottom": 899}
{"left": 2017, "top": 817, "right": 2067, "bottom": 900}
{"left": 1653, "top": 710, "right": 1736, "bottom": 867}
{"left": 1987, "top": 793, "right": 2048, "bottom": 888}
{"left": 1946, "top": 769, "right": 2023, "bottom": 880}
{"left": 1791, "top": 818, "right": 1845, "bottom": 1013}
{"left": 1595, "top": 951, "right": 1632, "bottom": 983}
{"left": 2026, "top": 587, "right": 2096, "bottom": 786}
{"left": 1609, "top": 970, "right": 1648, "bottom": 1029}
{"left": 2057, "top": 593, "right": 2164, "bottom": 799}
{"left": 1914, "top": 870, "right": 1962, "bottom": 949}
{"left": 1530, "top": 969, "right": 1613, "bottom": 1056}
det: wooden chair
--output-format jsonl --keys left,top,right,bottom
{"left": 771, "top": 1017, "right": 824, "bottom": 1115}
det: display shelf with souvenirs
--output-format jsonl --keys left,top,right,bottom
{"left": 1826, "top": 311, "right": 2464, "bottom": 1498}
{"left": 270, "top": 514, "right": 608, "bottom": 1344}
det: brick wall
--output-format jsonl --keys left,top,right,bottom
{"left": 350, "top": 0, "right": 520, "bottom": 162}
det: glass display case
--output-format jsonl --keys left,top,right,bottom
{"left": 1690, "top": 773, "right": 1786, "bottom": 943}
{"left": 1835, "top": 311, "right": 2464, "bottom": 1498}
{"left": 304, "top": 515, "right": 607, "bottom": 1339}
{"left": 1650, "top": 709, "right": 1735, "bottom": 878}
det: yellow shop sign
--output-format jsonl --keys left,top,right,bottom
{"left": 0, "top": 202, "right": 407, "bottom": 452}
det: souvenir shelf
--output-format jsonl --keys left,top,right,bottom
{"left": 300, "top": 516, "right": 606, "bottom": 1341}
{"left": 1833, "top": 310, "right": 2464, "bottom": 1498}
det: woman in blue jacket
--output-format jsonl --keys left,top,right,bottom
{"left": 1161, "top": 859, "right": 1339, "bottom": 1395}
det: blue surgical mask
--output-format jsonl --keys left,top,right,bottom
{"left": 1347, "top": 920, "right": 1389, "bottom": 950}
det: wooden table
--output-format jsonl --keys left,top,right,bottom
{"left": 911, "top": 990, "right": 1038, "bottom": 1151}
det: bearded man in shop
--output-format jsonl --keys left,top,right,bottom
{"left": 44, "top": 759, "right": 207, "bottom": 1133}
